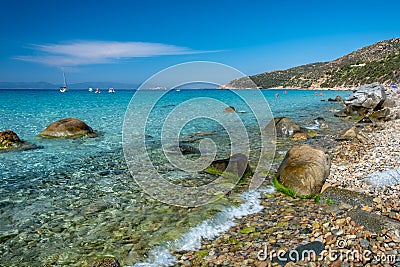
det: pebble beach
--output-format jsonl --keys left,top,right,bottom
{"left": 173, "top": 118, "right": 400, "bottom": 266}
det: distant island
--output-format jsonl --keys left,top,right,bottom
{"left": 223, "top": 38, "right": 400, "bottom": 89}
{"left": 0, "top": 81, "right": 138, "bottom": 90}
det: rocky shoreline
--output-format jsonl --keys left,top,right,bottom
{"left": 171, "top": 85, "right": 400, "bottom": 267}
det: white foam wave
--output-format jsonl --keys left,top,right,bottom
{"left": 129, "top": 186, "right": 275, "bottom": 267}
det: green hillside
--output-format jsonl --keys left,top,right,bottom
{"left": 225, "top": 38, "right": 400, "bottom": 89}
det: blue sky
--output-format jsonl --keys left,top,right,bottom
{"left": 0, "top": 0, "right": 399, "bottom": 84}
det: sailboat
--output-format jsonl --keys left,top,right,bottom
{"left": 59, "top": 72, "right": 68, "bottom": 93}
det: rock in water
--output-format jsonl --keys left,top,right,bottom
{"left": 334, "top": 105, "right": 357, "bottom": 117}
{"left": 0, "top": 130, "right": 40, "bottom": 152}
{"left": 265, "top": 117, "right": 301, "bottom": 137}
{"left": 277, "top": 145, "right": 330, "bottom": 196}
{"left": 87, "top": 257, "right": 120, "bottom": 267}
{"left": 223, "top": 106, "right": 236, "bottom": 112}
{"left": 167, "top": 144, "right": 200, "bottom": 155}
{"left": 39, "top": 118, "right": 98, "bottom": 138}
{"left": 291, "top": 132, "right": 308, "bottom": 141}
{"left": 0, "top": 130, "right": 22, "bottom": 148}
{"left": 344, "top": 82, "right": 386, "bottom": 109}
{"left": 206, "top": 153, "right": 252, "bottom": 179}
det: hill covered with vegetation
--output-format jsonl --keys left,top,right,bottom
{"left": 224, "top": 38, "right": 400, "bottom": 89}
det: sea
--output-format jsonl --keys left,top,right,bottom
{"left": 0, "top": 89, "right": 351, "bottom": 266}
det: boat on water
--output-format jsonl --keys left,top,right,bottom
{"left": 59, "top": 72, "right": 68, "bottom": 93}
{"left": 88, "top": 87, "right": 93, "bottom": 92}
{"left": 108, "top": 87, "right": 115, "bottom": 93}
{"left": 95, "top": 88, "right": 101, "bottom": 94}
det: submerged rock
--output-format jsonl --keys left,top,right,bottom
{"left": 167, "top": 144, "right": 200, "bottom": 155}
{"left": 0, "top": 130, "right": 40, "bottom": 153}
{"left": 314, "top": 117, "right": 328, "bottom": 128}
{"left": 87, "top": 257, "right": 120, "bottom": 267}
{"left": 277, "top": 145, "right": 330, "bottom": 196}
{"left": 265, "top": 117, "right": 301, "bottom": 137}
{"left": 39, "top": 118, "right": 98, "bottom": 138}
{"left": 306, "top": 117, "right": 328, "bottom": 129}
{"left": 206, "top": 153, "right": 252, "bottom": 179}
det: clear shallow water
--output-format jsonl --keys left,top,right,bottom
{"left": 0, "top": 89, "right": 350, "bottom": 266}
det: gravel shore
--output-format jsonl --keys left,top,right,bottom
{"left": 172, "top": 119, "right": 400, "bottom": 266}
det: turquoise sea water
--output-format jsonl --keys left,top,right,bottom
{"left": 0, "top": 89, "right": 350, "bottom": 266}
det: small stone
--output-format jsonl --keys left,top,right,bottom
{"left": 326, "top": 234, "right": 336, "bottom": 245}
{"left": 360, "top": 238, "right": 370, "bottom": 248}
{"left": 335, "top": 218, "right": 346, "bottom": 225}
{"left": 322, "top": 222, "right": 330, "bottom": 228}
{"left": 332, "top": 229, "right": 344, "bottom": 236}
{"left": 391, "top": 234, "right": 400, "bottom": 243}
{"left": 373, "top": 197, "right": 381, "bottom": 203}
{"left": 313, "top": 222, "right": 321, "bottom": 229}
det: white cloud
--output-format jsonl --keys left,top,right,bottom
{"left": 15, "top": 40, "right": 214, "bottom": 67}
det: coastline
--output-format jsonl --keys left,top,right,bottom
{"left": 172, "top": 117, "right": 400, "bottom": 266}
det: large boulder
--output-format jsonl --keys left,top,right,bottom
{"left": 344, "top": 82, "right": 386, "bottom": 109}
{"left": 39, "top": 118, "right": 98, "bottom": 138}
{"left": 277, "top": 145, "right": 330, "bottom": 196}
{"left": 265, "top": 117, "right": 301, "bottom": 137}
{"left": 336, "top": 82, "right": 398, "bottom": 120}
{"left": 0, "top": 130, "right": 40, "bottom": 152}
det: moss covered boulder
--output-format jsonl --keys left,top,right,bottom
{"left": 277, "top": 145, "right": 330, "bottom": 196}
{"left": 39, "top": 118, "right": 98, "bottom": 138}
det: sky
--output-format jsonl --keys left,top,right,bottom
{"left": 0, "top": 0, "right": 399, "bottom": 85}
